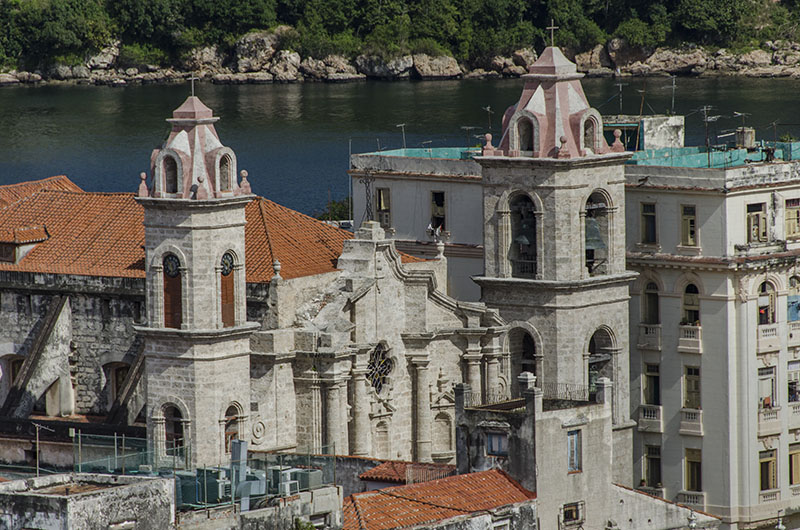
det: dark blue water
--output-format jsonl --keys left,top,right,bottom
{"left": 1, "top": 77, "right": 799, "bottom": 215}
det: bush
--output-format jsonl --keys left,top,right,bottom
{"left": 117, "top": 43, "right": 168, "bottom": 68}
{"left": 409, "top": 37, "right": 451, "bottom": 57}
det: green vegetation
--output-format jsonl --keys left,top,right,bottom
{"left": 315, "top": 197, "right": 351, "bottom": 222}
{"left": 0, "top": 0, "right": 797, "bottom": 70}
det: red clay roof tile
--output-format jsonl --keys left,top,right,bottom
{"left": 358, "top": 461, "right": 455, "bottom": 484}
{"left": 343, "top": 470, "right": 535, "bottom": 530}
{"left": 0, "top": 176, "right": 82, "bottom": 208}
{"left": 0, "top": 180, "right": 418, "bottom": 282}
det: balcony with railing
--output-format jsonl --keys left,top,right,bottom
{"left": 790, "top": 402, "right": 800, "bottom": 430}
{"left": 757, "top": 324, "right": 780, "bottom": 353}
{"left": 677, "top": 491, "right": 706, "bottom": 511}
{"left": 677, "top": 325, "right": 702, "bottom": 354}
{"left": 758, "top": 406, "right": 781, "bottom": 436}
{"left": 790, "top": 321, "right": 800, "bottom": 348}
{"left": 638, "top": 324, "right": 662, "bottom": 351}
{"left": 638, "top": 404, "right": 663, "bottom": 433}
{"left": 511, "top": 258, "right": 537, "bottom": 278}
{"left": 759, "top": 490, "right": 780, "bottom": 503}
{"left": 679, "top": 409, "right": 703, "bottom": 436}
{"left": 638, "top": 486, "right": 665, "bottom": 498}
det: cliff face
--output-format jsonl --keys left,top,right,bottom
{"left": 3, "top": 31, "right": 800, "bottom": 88}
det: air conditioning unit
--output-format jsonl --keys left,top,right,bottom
{"left": 175, "top": 471, "right": 198, "bottom": 506}
{"left": 292, "top": 469, "right": 323, "bottom": 491}
{"left": 246, "top": 470, "right": 267, "bottom": 496}
{"left": 267, "top": 466, "right": 293, "bottom": 494}
{"left": 279, "top": 480, "right": 299, "bottom": 496}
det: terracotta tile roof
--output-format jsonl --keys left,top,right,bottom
{"left": 0, "top": 225, "right": 48, "bottom": 244}
{"left": 358, "top": 461, "right": 456, "bottom": 484}
{"left": 343, "top": 470, "right": 535, "bottom": 530}
{"left": 0, "top": 176, "right": 82, "bottom": 208}
{"left": 0, "top": 183, "right": 418, "bottom": 282}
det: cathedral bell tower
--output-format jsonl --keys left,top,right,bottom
{"left": 474, "top": 47, "right": 637, "bottom": 485}
{"left": 135, "top": 96, "right": 258, "bottom": 469}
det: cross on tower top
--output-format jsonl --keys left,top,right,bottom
{"left": 189, "top": 75, "right": 200, "bottom": 97}
{"left": 546, "top": 19, "right": 559, "bottom": 47}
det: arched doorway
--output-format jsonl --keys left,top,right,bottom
{"left": 588, "top": 328, "right": 615, "bottom": 400}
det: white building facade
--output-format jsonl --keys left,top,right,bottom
{"left": 627, "top": 161, "right": 800, "bottom": 528}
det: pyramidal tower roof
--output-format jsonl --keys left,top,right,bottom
{"left": 483, "top": 46, "right": 624, "bottom": 159}
{"left": 139, "top": 96, "right": 251, "bottom": 199}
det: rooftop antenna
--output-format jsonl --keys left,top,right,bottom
{"left": 733, "top": 111, "right": 751, "bottom": 127}
{"left": 482, "top": 105, "right": 494, "bottom": 131}
{"left": 635, "top": 79, "right": 647, "bottom": 151}
{"left": 359, "top": 173, "right": 375, "bottom": 224}
{"left": 189, "top": 74, "right": 199, "bottom": 97}
{"left": 667, "top": 76, "right": 676, "bottom": 115}
{"left": 421, "top": 140, "right": 433, "bottom": 158}
{"left": 546, "top": 19, "right": 559, "bottom": 47}
{"left": 461, "top": 126, "right": 478, "bottom": 146}
{"left": 700, "top": 105, "right": 721, "bottom": 167}
{"left": 396, "top": 123, "right": 407, "bottom": 149}
{"left": 614, "top": 81, "right": 628, "bottom": 114}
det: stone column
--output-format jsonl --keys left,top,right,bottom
{"left": 337, "top": 381, "right": 349, "bottom": 455}
{"left": 412, "top": 358, "right": 432, "bottom": 463}
{"left": 234, "top": 263, "right": 245, "bottom": 326}
{"left": 152, "top": 412, "right": 166, "bottom": 461}
{"left": 482, "top": 334, "right": 504, "bottom": 398}
{"left": 351, "top": 367, "right": 371, "bottom": 456}
{"left": 609, "top": 348, "right": 622, "bottom": 426}
{"left": 324, "top": 381, "right": 341, "bottom": 454}
{"left": 497, "top": 209, "right": 511, "bottom": 277}
{"left": 463, "top": 332, "right": 484, "bottom": 400}
{"left": 152, "top": 265, "right": 164, "bottom": 327}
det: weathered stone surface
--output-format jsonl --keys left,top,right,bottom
{"left": 355, "top": 54, "right": 413, "bottom": 78}
{"left": 300, "top": 57, "right": 327, "bottom": 79}
{"left": 323, "top": 54, "right": 357, "bottom": 75}
{"left": 511, "top": 48, "right": 538, "bottom": 69}
{"left": 269, "top": 50, "right": 302, "bottom": 82}
{"left": 327, "top": 72, "right": 366, "bottom": 82}
{"left": 49, "top": 65, "right": 73, "bottom": 80}
{"left": 182, "top": 45, "right": 225, "bottom": 72}
{"left": 586, "top": 67, "right": 614, "bottom": 77}
{"left": 503, "top": 64, "right": 526, "bottom": 76}
{"left": 488, "top": 55, "right": 513, "bottom": 73}
{"left": 737, "top": 49, "right": 772, "bottom": 67}
{"left": 744, "top": 65, "right": 789, "bottom": 77}
{"left": 773, "top": 49, "right": 800, "bottom": 66}
{"left": 87, "top": 40, "right": 119, "bottom": 70}
{"left": 0, "top": 73, "right": 20, "bottom": 86}
{"left": 464, "top": 68, "right": 501, "bottom": 79}
{"left": 607, "top": 37, "right": 650, "bottom": 67}
{"left": 412, "top": 54, "right": 461, "bottom": 79}
{"left": 643, "top": 48, "right": 708, "bottom": 74}
{"left": 234, "top": 30, "right": 280, "bottom": 72}
{"left": 71, "top": 66, "right": 90, "bottom": 79}
{"left": 575, "top": 44, "right": 612, "bottom": 72}
{"left": 247, "top": 72, "right": 274, "bottom": 84}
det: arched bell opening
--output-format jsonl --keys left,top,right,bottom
{"left": 585, "top": 192, "right": 610, "bottom": 276}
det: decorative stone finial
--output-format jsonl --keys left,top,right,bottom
{"left": 611, "top": 129, "right": 625, "bottom": 152}
{"left": 272, "top": 259, "right": 282, "bottom": 280}
{"left": 239, "top": 170, "right": 252, "bottom": 194}
{"left": 436, "top": 241, "right": 445, "bottom": 259}
{"left": 437, "top": 367, "right": 449, "bottom": 393}
{"left": 517, "top": 371, "right": 537, "bottom": 391}
{"left": 195, "top": 176, "right": 208, "bottom": 200}
{"left": 482, "top": 133, "right": 497, "bottom": 156}
{"left": 137, "top": 172, "right": 149, "bottom": 198}
{"left": 557, "top": 136, "right": 571, "bottom": 159}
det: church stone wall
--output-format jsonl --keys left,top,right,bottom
{"left": 0, "top": 272, "right": 145, "bottom": 415}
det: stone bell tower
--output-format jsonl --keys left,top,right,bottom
{"left": 135, "top": 96, "right": 258, "bottom": 469}
{"left": 474, "top": 46, "right": 637, "bottom": 485}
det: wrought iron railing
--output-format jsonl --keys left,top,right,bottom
{"left": 511, "top": 259, "right": 537, "bottom": 278}
{"left": 540, "top": 382, "right": 589, "bottom": 402}
{"left": 463, "top": 391, "right": 514, "bottom": 408}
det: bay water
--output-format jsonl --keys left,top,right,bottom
{"left": 0, "top": 77, "right": 798, "bottom": 215}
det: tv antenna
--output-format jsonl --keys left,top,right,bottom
{"left": 482, "top": 105, "right": 494, "bottom": 131}
{"left": 664, "top": 76, "right": 676, "bottom": 115}
{"left": 733, "top": 111, "right": 751, "bottom": 127}
{"left": 396, "top": 123, "right": 407, "bottom": 149}
{"left": 700, "top": 105, "right": 721, "bottom": 167}
{"left": 461, "top": 126, "right": 479, "bottom": 146}
{"left": 614, "top": 81, "right": 628, "bottom": 113}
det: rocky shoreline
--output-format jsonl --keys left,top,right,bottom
{"left": 3, "top": 32, "right": 800, "bottom": 88}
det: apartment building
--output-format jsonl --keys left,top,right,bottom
{"left": 627, "top": 148, "right": 800, "bottom": 528}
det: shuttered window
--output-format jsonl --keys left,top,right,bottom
{"left": 163, "top": 254, "right": 182, "bottom": 329}
{"left": 221, "top": 252, "right": 235, "bottom": 328}
{"left": 787, "top": 198, "right": 800, "bottom": 238}
{"left": 790, "top": 444, "right": 800, "bottom": 485}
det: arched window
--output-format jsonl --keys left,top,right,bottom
{"left": 588, "top": 328, "right": 615, "bottom": 400}
{"left": 509, "top": 328, "right": 537, "bottom": 395}
{"left": 583, "top": 119, "right": 596, "bottom": 153}
{"left": 759, "top": 282, "right": 776, "bottom": 325}
{"left": 374, "top": 421, "right": 390, "bottom": 459}
{"left": 517, "top": 119, "right": 534, "bottom": 152}
{"left": 224, "top": 405, "right": 239, "bottom": 453}
{"left": 164, "top": 405, "right": 184, "bottom": 456}
{"left": 683, "top": 284, "right": 700, "bottom": 325}
{"left": 219, "top": 155, "right": 232, "bottom": 192}
{"left": 509, "top": 194, "right": 537, "bottom": 278}
{"left": 163, "top": 254, "right": 182, "bottom": 329}
{"left": 163, "top": 156, "right": 178, "bottom": 194}
{"left": 585, "top": 193, "right": 609, "bottom": 276}
{"left": 104, "top": 362, "right": 130, "bottom": 405}
{"left": 433, "top": 413, "right": 452, "bottom": 454}
{"left": 220, "top": 252, "right": 235, "bottom": 328}
{"left": 643, "top": 282, "right": 660, "bottom": 324}
{"left": 789, "top": 276, "right": 800, "bottom": 323}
